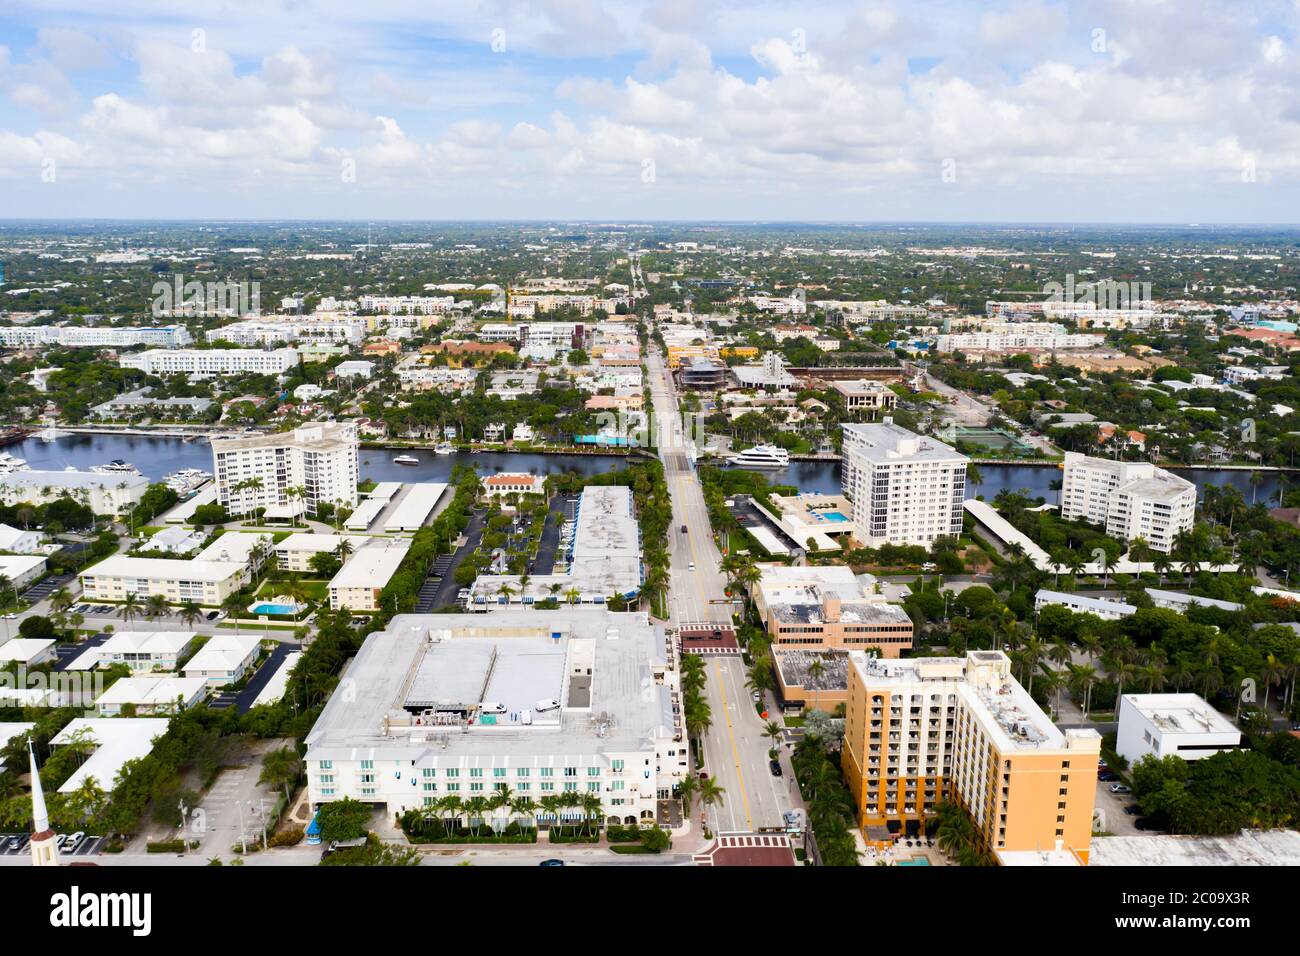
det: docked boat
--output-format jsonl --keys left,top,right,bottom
{"left": 393, "top": 454, "right": 420, "bottom": 465}
{"left": 433, "top": 443, "right": 455, "bottom": 455}
{"left": 727, "top": 444, "right": 790, "bottom": 469}
{"left": 0, "top": 452, "right": 28, "bottom": 474}
{"left": 91, "top": 459, "right": 142, "bottom": 475}
{"left": 163, "top": 468, "right": 212, "bottom": 494}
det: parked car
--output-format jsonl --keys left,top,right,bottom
{"left": 6, "top": 835, "right": 23, "bottom": 850}
{"left": 1098, "top": 771, "right": 1119, "bottom": 782}
{"left": 769, "top": 759, "right": 783, "bottom": 777}
{"left": 538, "top": 859, "right": 565, "bottom": 867}
{"left": 1123, "top": 805, "right": 1141, "bottom": 816}
{"left": 64, "top": 831, "right": 85, "bottom": 853}
{"left": 1109, "top": 784, "right": 1131, "bottom": 794}
{"left": 1134, "top": 817, "right": 1165, "bottom": 832}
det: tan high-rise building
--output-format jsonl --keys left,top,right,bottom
{"left": 842, "top": 650, "right": 1101, "bottom": 863}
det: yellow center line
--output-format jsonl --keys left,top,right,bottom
{"left": 712, "top": 658, "right": 753, "bottom": 831}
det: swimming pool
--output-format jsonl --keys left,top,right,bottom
{"left": 897, "top": 857, "right": 931, "bottom": 866}
{"left": 251, "top": 603, "right": 298, "bottom": 616}
{"left": 818, "top": 511, "right": 849, "bottom": 522}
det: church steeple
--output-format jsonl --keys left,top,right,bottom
{"left": 27, "top": 740, "right": 59, "bottom": 867}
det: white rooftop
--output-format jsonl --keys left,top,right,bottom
{"left": 50, "top": 718, "right": 172, "bottom": 793}
{"left": 329, "top": 539, "right": 412, "bottom": 589}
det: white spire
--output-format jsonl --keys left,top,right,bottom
{"left": 28, "top": 739, "right": 49, "bottom": 835}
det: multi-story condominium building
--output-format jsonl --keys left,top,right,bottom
{"left": 0, "top": 325, "right": 192, "bottom": 349}
{"left": 841, "top": 420, "right": 968, "bottom": 547}
{"left": 831, "top": 379, "right": 899, "bottom": 418}
{"left": 935, "top": 332, "right": 1105, "bottom": 352}
{"left": 770, "top": 324, "right": 820, "bottom": 342}
{"left": 359, "top": 295, "right": 455, "bottom": 314}
{"left": 119, "top": 348, "right": 300, "bottom": 377}
{"left": 78, "top": 555, "right": 249, "bottom": 605}
{"left": 1034, "top": 589, "right": 1136, "bottom": 620}
{"left": 75, "top": 631, "right": 199, "bottom": 673}
{"left": 212, "top": 421, "right": 359, "bottom": 517}
{"left": 1059, "top": 452, "right": 1195, "bottom": 552}
{"left": 1115, "top": 693, "right": 1243, "bottom": 766}
{"left": 748, "top": 294, "right": 807, "bottom": 315}
{"left": 303, "top": 609, "right": 688, "bottom": 826}
{"left": 0, "top": 469, "right": 148, "bottom": 515}
{"left": 1222, "top": 365, "right": 1287, "bottom": 385}
{"left": 751, "top": 565, "right": 913, "bottom": 657}
{"left": 328, "top": 539, "right": 412, "bottom": 612}
{"left": 842, "top": 650, "right": 1101, "bottom": 860}
{"left": 817, "top": 301, "right": 928, "bottom": 324}
{"left": 206, "top": 319, "right": 365, "bottom": 347}
{"left": 274, "top": 533, "right": 373, "bottom": 573}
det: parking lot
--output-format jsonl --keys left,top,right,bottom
{"left": 71, "top": 602, "right": 223, "bottom": 624}
{"left": 21, "top": 572, "right": 76, "bottom": 605}
{"left": 1094, "top": 777, "right": 1143, "bottom": 836}
{"left": 0, "top": 832, "right": 108, "bottom": 858}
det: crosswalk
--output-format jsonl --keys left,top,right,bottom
{"left": 693, "top": 832, "right": 795, "bottom": 866}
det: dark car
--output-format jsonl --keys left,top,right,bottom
{"left": 681, "top": 525, "right": 688, "bottom": 534}
{"left": 538, "top": 859, "right": 565, "bottom": 867}
{"left": 1123, "top": 805, "right": 1141, "bottom": 816}
{"left": 1098, "top": 771, "right": 1119, "bottom": 782}
{"left": 1134, "top": 817, "right": 1165, "bottom": 832}
{"left": 769, "top": 759, "right": 783, "bottom": 777}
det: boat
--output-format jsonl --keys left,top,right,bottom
{"left": 393, "top": 455, "right": 420, "bottom": 465}
{"left": 163, "top": 469, "right": 212, "bottom": 494}
{"left": 34, "top": 425, "right": 70, "bottom": 442}
{"left": 726, "top": 444, "right": 791, "bottom": 469}
{"left": 90, "top": 459, "right": 142, "bottom": 475}
{"left": 434, "top": 443, "right": 454, "bottom": 455}
{"left": 0, "top": 452, "right": 28, "bottom": 474}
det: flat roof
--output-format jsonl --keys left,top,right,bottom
{"left": 1118, "top": 693, "right": 1241, "bottom": 736}
{"left": 0, "top": 638, "right": 55, "bottom": 662}
{"left": 384, "top": 482, "right": 448, "bottom": 532}
{"left": 160, "top": 485, "right": 218, "bottom": 524}
{"left": 344, "top": 497, "right": 388, "bottom": 531}
{"left": 305, "top": 610, "right": 674, "bottom": 762}
{"left": 81, "top": 554, "right": 245, "bottom": 582}
{"left": 0, "top": 469, "right": 150, "bottom": 490}
{"left": 842, "top": 421, "right": 967, "bottom": 465}
{"left": 368, "top": 482, "right": 402, "bottom": 501}
{"left": 252, "top": 651, "right": 303, "bottom": 708}
{"left": 1035, "top": 589, "right": 1137, "bottom": 616}
{"left": 1145, "top": 588, "right": 1244, "bottom": 612}
{"left": 95, "top": 675, "right": 208, "bottom": 707}
{"left": 1091, "top": 830, "right": 1300, "bottom": 866}
{"left": 50, "top": 717, "right": 171, "bottom": 793}
{"left": 275, "top": 532, "right": 373, "bottom": 554}
{"left": 330, "top": 539, "right": 412, "bottom": 589}
{"left": 195, "top": 531, "right": 272, "bottom": 565}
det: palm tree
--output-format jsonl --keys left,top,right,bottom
{"left": 464, "top": 795, "right": 489, "bottom": 837}
{"left": 221, "top": 592, "right": 246, "bottom": 636}
{"left": 144, "top": 593, "right": 170, "bottom": 630}
{"left": 563, "top": 586, "right": 581, "bottom": 606}
{"left": 1261, "top": 652, "right": 1287, "bottom": 712}
{"left": 697, "top": 777, "right": 726, "bottom": 823}
{"left": 258, "top": 747, "right": 303, "bottom": 802}
{"left": 440, "top": 795, "right": 463, "bottom": 836}
{"left": 335, "top": 537, "right": 355, "bottom": 562}
{"left": 579, "top": 793, "right": 603, "bottom": 837}
{"left": 511, "top": 796, "right": 539, "bottom": 834}
{"left": 176, "top": 600, "right": 201, "bottom": 629}
{"left": 675, "top": 774, "right": 699, "bottom": 815}
{"left": 118, "top": 592, "right": 142, "bottom": 629}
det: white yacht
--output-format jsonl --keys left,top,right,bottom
{"left": 727, "top": 444, "right": 790, "bottom": 469}
{"left": 0, "top": 453, "right": 28, "bottom": 474}
{"left": 163, "top": 469, "right": 212, "bottom": 493}
{"left": 393, "top": 454, "right": 420, "bottom": 465}
{"left": 433, "top": 443, "right": 455, "bottom": 455}
{"left": 91, "top": 459, "right": 142, "bottom": 475}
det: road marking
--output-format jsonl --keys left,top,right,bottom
{"left": 712, "top": 658, "right": 753, "bottom": 831}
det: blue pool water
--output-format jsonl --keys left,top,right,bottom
{"left": 897, "top": 858, "right": 931, "bottom": 866}
{"left": 251, "top": 603, "right": 297, "bottom": 616}
{"left": 820, "top": 511, "right": 849, "bottom": 522}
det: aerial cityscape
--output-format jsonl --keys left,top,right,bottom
{"left": 0, "top": 0, "right": 1293, "bottom": 931}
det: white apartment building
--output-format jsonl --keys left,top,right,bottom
{"left": 1115, "top": 693, "right": 1242, "bottom": 766}
{"left": 0, "top": 325, "right": 192, "bottom": 349}
{"left": 1059, "top": 452, "right": 1196, "bottom": 553}
{"left": 935, "top": 332, "right": 1105, "bottom": 352}
{"left": 329, "top": 539, "right": 412, "bottom": 612}
{"left": 274, "top": 533, "right": 373, "bottom": 573}
{"left": 303, "top": 610, "right": 687, "bottom": 826}
{"left": 1034, "top": 589, "right": 1136, "bottom": 621}
{"left": 206, "top": 319, "right": 365, "bottom": 347}
{"left": 841, "top": 420, "right": 968, "bottom": 547}
{"left": 182, "top": 633, "right": 263, "bottom": 687}
{"left": 93, "top": 676, "right": 208, "bottom": 716}
{"left": 1222, "top": 365, "right": 1287, "bottom": 386}
{"left": 120, "top": 348, "right": 300, "bottom": 377}
{"left": 74, "top": 631, "right": 199, "bottom": 673}
{"left": 0, "top": 469, "right": 148, "bottom": 515}
{"left": 212, "top": 421, "right": 360, "bottom": 516}
{"left": 79, "top": 555, "right": 249, "bottom": 605}
{"left": 749, "top": 294, "right": 808, "bottom": 315}
{"left": 831, "top": 379, "right": 899, "bottom": 417}
{"left": 360, "top": 295, "right": 454, "bottom": 314}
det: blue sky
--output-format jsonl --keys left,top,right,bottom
{"left": 1, "top": 1, "right": 1299, "bottom": 222}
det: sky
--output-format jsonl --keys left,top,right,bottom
{"left": 1, "top": 0, "right": 1299, "bottom": 223}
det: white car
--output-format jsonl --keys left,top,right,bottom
{"left": 688, "top": 562, "right": 696, "bottom": 571}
